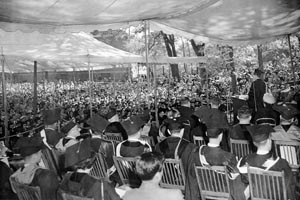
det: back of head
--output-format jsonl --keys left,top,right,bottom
{"left": 210, "top": 96, "right": 221, "bottom": 107}
{"left": 180, "top": 97, "right": 190, "bottom": 107}
{"left": 135, "top": 152, "right": 164, "bottom": 181}
{"left": 253, "top": 68, "right": 264, "bottom": 78}
{"left": 237, "top": 105, "right": 252, "bottom": 120}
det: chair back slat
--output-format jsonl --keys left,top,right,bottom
{"left": 160, "top": 159, "right": 186, "bottom": 190}
{"left": 194, "top": 165, "right": 230, "bottom": 200}
{"left": 248, "top": 167, "right": 287, "bottom": 200}
{"left": 59, "top": 189, "right": 94, "bottom": 200}
{"left": 41, "top": 148, "right": 62, "bottom": 179}
{"left": 113, "top": 156, "right": 140, "bottom": 187}
{"left": 139, "top": 136, "right": 155, "bottom": 147}
{"left": 89, "top": 152, "right": 108, "bottom": 180}
{"left": 193, "top": 136, "right": 206, "bottom": 146}
{"left": 103, "top": 132, "right": 123, "bottom": 146}
{"left": 274, "top": 140, "right": 300, "bottom": 171}
{"left": 230, "top": 138, "right": 251, "bottom": 159}
{"left": 10, "top": 177, "right": 42, "bottom": 200}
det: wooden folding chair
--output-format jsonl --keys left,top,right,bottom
{"left": 89, "top": 152, "right": 109, "bottom": 180}
{"left": 255, "top": 118, "right": 276, "bottom": 126}
{"left": 103, "top": 132, "right": 123, "bottom": 146}
{"left": 194, "top": 165, "right": 230, "bottom": 200}
{"left": 193, "top": 135, "right": 206, "bottom": 146}
{"left": 230, "top": 138, "right": 251, "bottom": 159}
{"left": 59, "top": 189, "right": 94, "bottom": 200}
{"left": 113, "top": 156, "right": 140, "bottom": 187}
{"left": 41, "top": 147, "right": 62, "bottom": 179}
{"left": 139, "top": 136, "right": 155, "bottom": 147}
{"left": 247, "top": 167, "right": 287, "bottom": 200}
{"left": 10, "top": 177, "right": 42, "bottom": 200}
{"left": 160, "top": 159, "right": 186, "bottom": 191}
{"left": 274, "top": 140, "right": 300, "bottom": 171}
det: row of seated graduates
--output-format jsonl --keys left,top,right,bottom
{"left": 2, "top": 95, "right": 299, "bottom": 200}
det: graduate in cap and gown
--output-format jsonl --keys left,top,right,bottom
{"left": 41, "top": 108, "right": 64, "bottom": 147}
{"left": 272, "top": 103, "right": 300, "bottom": 141}
{"left": 10, "top": 136, "right": 59, "bottom": 200}
{"left": 155, "top": 117, "right": 197, "bottom": 173}
{"left": 185, "top": 109, "right": 244, "bottom": 200}
{"left": 104, "top": 108, "right": 128, "bottom": 140}
{"left": 238, "top": 125, "right": 296, "bottom": 200}
{"left": 55, "top": 120, "right": 81, "bottom": 153}
{"left": 116, "top": 116, "right": 152, "bottom": 157}
{"left": 60, "top": 138, "right": 121, "bottom": 200}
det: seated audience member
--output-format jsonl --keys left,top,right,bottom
{"left": 271, "top": 103, "right": 300, "bottom": 141}
{"left": 155, "top": 117, "right": 197, "bottom": 172}
{"left": 254, "top": 93, "right": 279, "bottom": 125}
{"left": 0, "top": 142, "right": 17, "bottom": 200}
{"left": 116, "top": 116, "right": 152, "bottom": 157}
{"left": 61, "top": 138, "right": 121, "bottom": 200}
{"left": 40, "top": 108, "right": 64, "bottom": 148}
{"left": 185, "top": 110, "right": 244, "bottom": 200}
{"left": 105, "top": 108, "right": 128, "bottom": 140}
{"left": 123, "top": 152, "right": 184, "bottom": 200}
{"left": 10, "top": 136, "right": 59, "bottom": 200}
{"left": 238, "top": 125, "right": 296, "bottom": 200}
{"left": 229, "top": 105, "right": 256, "bottom": 152}
{"left": 177, "top": 97, "right": 195, "bottom": 142}
{"left": 55, "top": 120, "right": 81, "bottom": 152}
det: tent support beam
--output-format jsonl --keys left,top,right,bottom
{"left": 287, "top": 34, "right": 296, "bottom": 86}
{"left": 33, "top": 61, "right": 37, "bottom": 118}
{"left": 144, "top": 20, "right": 150, "bottom": 87}
{"left": 88, "top": 55, "right": 92, "bottom": 118}
{"left": 1, "top": 53, "right": 8, "bottom": 145}
{"left": 153, "top": 64, "right": 159, "bottom": 128}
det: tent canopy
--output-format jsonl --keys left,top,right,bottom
{"left": 0, "top": 0, "right": 299, "bottom": 44}
{"left": 0, "top": 31, "right": 207, "bottom": 72}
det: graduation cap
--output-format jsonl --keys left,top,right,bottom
{"left": 87, "top": 114, "right": 109, "bottom": 133}
{"left": 165, "top": 117, "right": 188, "bottom": 132}
{"left": 246, "top": 125, "right": 274, "bottom": 143}
{"left": 122, "top": 116, "right": 145, "bottom": 136}
{"left": 205, "top": 110, "right": 229, "bottom": 138}
{"left": 43, "top": 108, "right": 61, "bottom": 125}
{"left": 64, "top": 138, "right": 94, "bottom": 168}
{"left": 61, "top": 121, "right": 77, "bottom": 134}
{"left": 15, "top": 136, "right": 45, "bottom": 157}
{"left": 272, "top": 104, "right": 300, "bottom": 120}
{"left": 193, "top": 106, "right": 210, "bottom": 121}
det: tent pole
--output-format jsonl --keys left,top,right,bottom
{"left": 287, "top": 34, "right": 296, "bottom": 86}
{"left": 88, "top": 54, "right": 92, "bottom": 118}
{"left": 206, "top": 68, "right": 209, "bottom": 104}
{"left": 144, "top": 20, "right": 150, "bottom": 87}
{"left": 1, "top": 52, "right": 8, "bottom": 145}
{"left": 153, "top": 64, "right": 159, "bottom": 128}
{"left": 33, "top": 61, "right": 37, "bottom": 119}
{"left": 113, "top": 65, "right": 116, "bottom": 99}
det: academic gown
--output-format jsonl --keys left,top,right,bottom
{"left": 60, "top": 172, "right": 121, "bottom": 200}
{"left": 155, "top": 137, "right": 197, "bottom": 173}
{"left": 239, "top": 152, "right": 296, "bottom": 200}
{"left": 105, "top": 122, "right": 128, "bottom": 140}
{"left": 11, "top": 163, "right": 59, "bottom": 200}
{"left": 0, "top": 160, "right": 18, "bottom": 200}
{"left": 185, "top": 145, "right": 245, "bottom": 200}
{"left": 44, "top": 128, "right": 64, "bottom": 147}
{"left": 229, "top": 124, "right": 256, "bottom": 152}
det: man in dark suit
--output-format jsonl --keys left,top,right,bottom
{"left": 248, "top": 68, "right": 266, "bottom": 118}
{"left": 10, "top": 136, "right": 60, "bottom": 200}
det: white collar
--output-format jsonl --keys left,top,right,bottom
{"left": 45, "top": 127, "right": 56, "bottom": 131}
{"left": 207, "top": 143, "right": 219, "bottom": 148}
{"left": 256, "top": 149, "right": 269, "bottom": 155}
{"left": 65, "top": 135, "right": 77, "bottom": 140}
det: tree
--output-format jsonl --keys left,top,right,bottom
{"left": 160, "top": 31, "right": 180, "bottom": 81}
